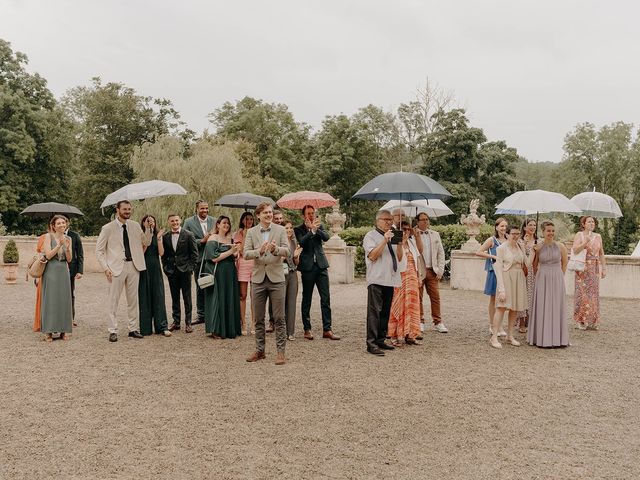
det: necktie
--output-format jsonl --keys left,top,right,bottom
{"left": 376, "top": 228, "right": 397, "bottom": 272}
{"left": 122, "top": 224, "right": 132, "bottom": 261}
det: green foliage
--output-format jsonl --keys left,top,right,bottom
{"left": 130, "top": 135, "right": 249, "bottom": 227}
{"left": 0, "top": 214, "right": 7, "bottom": 235}
{"left": 63, "top": 77, "right": 182, "bottom": 234}
{"left": 0, "top": 39, "right": 74, "bottom": 234}
{"left": 560, "top": 121, "right": 640, "bottom": 254}
{"left": 2, "top": 239, "right": 18, "bottom": 264}
{"left": 513, "top": 158, "right": 559, "bottom": 190}
{"left": 339, "top": 224, "right": 493, "bottom": 277}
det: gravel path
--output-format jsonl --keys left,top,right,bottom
{"left": 1, "top": 273, "right": 638, "bottom": 479}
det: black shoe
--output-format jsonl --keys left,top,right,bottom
{"left": 128, "top": 331, "right": 143, "bottom": 339}
{"left": 109, "top": 333, "right": 118, "bottom": 342}
{"left": 377, "top": 342, "right": 395, "bottom": 350}
{"left": 192, "top": 318, "right": 205, "bottom": 325}
{"left": 367, "top": 347, "right": 385, "bottom": 356}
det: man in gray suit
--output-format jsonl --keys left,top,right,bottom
{"left": 243, "top": 202, "right": 289, "bottom": 365}
{"left": 96, "top": 200, "right": 151, "bottom": 342}
{"left": 183, "top": 200, "right": 216, "bottom": 325}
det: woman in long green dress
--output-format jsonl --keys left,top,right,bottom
{"left": 202, "top": 216, "right": 241, "bottom": 339}
{"left": 40, "top": 215, "right": 73, "bottom": 342}
{"left": 138, "top": 215, "right": 171, "bottom": 337}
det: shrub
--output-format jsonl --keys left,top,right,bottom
{"left": 340, "top": 224, "right": 494, "bottom": 278}
{"left": 3, "top": 240, "right": 19, "bottom": 264}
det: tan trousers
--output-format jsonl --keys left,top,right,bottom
{"left": 107, "top": 261, "right": 140, "bottom": 334}
{"left": 419, "top": 268, "right": 442, "bottom": 324}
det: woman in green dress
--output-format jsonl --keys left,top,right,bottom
{"left": 40, "top": 215, "right": 73, "bottom": 342}
{"left": 202, "top": 215, "right": 242, "bottom": 339}
{"left": 138, "top": 215, "right": 171, "bottom": 337}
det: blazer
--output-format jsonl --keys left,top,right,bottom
{"left": 294, "top": 224, "right": 330, "bottom": 272}
{"left": 161, "top": 229, "right": 198, "bottom": 275}
{"left": 416, "top": 229, "right": 446, "bottom": 278}
{"left": 66, "top": 230, "right": 84, "bottom": 277}
{"left": 96, "top": 219, "right": 150, "bottom": 275}
{"left": 183, "top": 214, "right": 216, "bottom": 262}
{"left": 494, "top": 242, "right": 533, "bottom": 294}
{"left": 243, "top": 223, "right": 289, "bottom": 283}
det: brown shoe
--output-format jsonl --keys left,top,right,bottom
{"left": 266, "top": 322, "right": 274, "bottom": 333}
{"left": 323, "top": 330, "right": 341, "bottom": 340}
{"left": 246, "top": 351, "right": 266, "bottom": 362}
{"left": 185, "top": 325, "right": 194, "bottom": 333}
{"left": 275, "top": 352, "right": 286, "bottom": 365}
{"left": 304, "top": 330, "right": 314, "bottom": 340}
{"left": 168, "top": 323, "right": 180, "bottom": 332}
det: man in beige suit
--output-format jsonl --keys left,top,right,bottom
{"left": 96, "top": 200, "right": 151, "bottom": 342}
{"left": 415, "top": 212, "right": 448, "bottom": 333}
{"left": 243, "top": 202, "right": 289, "bottom": 365}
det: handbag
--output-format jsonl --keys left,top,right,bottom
{"left": 27, "top": 253, "right": 48, "bottom": 278}
{"left": 567, "top": 233, "right": 587, "bottom": 272}
{"left": 196, "top": 253, "right": 217, "bottom": 289}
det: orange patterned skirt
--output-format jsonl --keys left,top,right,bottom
{"left": 388, "top": 252, "right": 421, "bottom": 340}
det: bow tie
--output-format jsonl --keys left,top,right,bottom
{"left": 172, "top": 232, "right": 180, "bottom": 235}
{"left": 260, "top": 228, "right": 271, "bottom": 233}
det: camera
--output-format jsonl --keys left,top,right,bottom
{"left": 390, "top": 228, "right": 403, "bottom": 245}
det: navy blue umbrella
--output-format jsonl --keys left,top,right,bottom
{"left": 351, "top": 172, "right": 452, "bottom": 201}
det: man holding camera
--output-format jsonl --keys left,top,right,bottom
{"left": 363, "top": 209, "right": 406, "bottom": 356}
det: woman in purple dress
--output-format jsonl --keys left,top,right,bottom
{"left": 528, "top": 221, "right": 569, "bottom": 348}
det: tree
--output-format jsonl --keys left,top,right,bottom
{"left": 0, "top": 39, "right": 74, "bottom": 234}
{"left": 209, "top": 96, "right": 311, "bottom": 199}
{"left": 560, "top": 122, "right": 640, "bottom": 253}
{"left": 62, "top": 77, "right": 181, "bottom": 233}
{"left": 130, "top": 135, "right": 248, "bottom": 225}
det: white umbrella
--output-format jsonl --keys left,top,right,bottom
{"left": 570, "top": 191, "right": 623, "bottom": 218}
{"left": 380, "top": 199, "right": 453, "bottom": 218}
{"left": 100, "top": 180, "right": 187, "bottom": 208}
{"left": 495, "top": 190, "right": 582, "bottom": 216}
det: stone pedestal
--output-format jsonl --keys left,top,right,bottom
{"left": 325, "top": 243, "right": 355, "bottom": 284}
{"left": 450, "top": 249, "right": 486, "bottom": 291}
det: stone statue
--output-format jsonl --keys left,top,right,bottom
{"left": 460, "top": 199, "right": 486, "bottom": 252}
{"left": 325, "top": 202, "right": 347, "bottom": 238}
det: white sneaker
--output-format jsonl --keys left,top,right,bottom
{"left": 576, "top": 323, "right": 587, "bottom": 330}
{"left": 434, "top": 323, "right": 449, "bottom": 333}
{"left": 287, "top": 335, "right": 295, "bottom": 341}
{"left": 420, "top": 322, "right": 425, "bottom": 333}
{"left": 497, "top": 330, "right": 507, "bottom": 337}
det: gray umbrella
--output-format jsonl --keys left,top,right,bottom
{"left": 351, "top": 172, "right": 452, "bottom": 201}
{"left": 215, "top": 193, "right": 275, "bottom": 210}
{"left": 20, "top": 202, "right": 84, "bottom": 218}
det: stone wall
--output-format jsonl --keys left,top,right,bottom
{"left": 450, "top": 249, "right": 640, "bottom": 299}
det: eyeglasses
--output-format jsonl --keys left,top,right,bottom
{"left": 379, "top": 218, "right": 393, "bottom": 222}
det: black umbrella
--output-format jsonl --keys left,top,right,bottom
{"left": 215, "top": 193, "right": 275, "bottom": 211}
{"left": 20, "top": 202, "right": 84, "bottom": 218}
{"left": 351, "top": 172, "right": 452, "bottom": 201}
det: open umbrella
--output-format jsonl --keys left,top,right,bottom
{"left": 21, "top": 202, "right": 84, "bottom": 218}
{"left": 276, "top": 191, "right": 337, "bottom": 210}
{"left": 570, "top": 191, "right": 622, "bottom": 218}
{"left": 100, "top": 180, "right": 187, "bottom": 209}
{"left": 351, "top": 172, "right": 451, "bottom": 201}
{"left": 380, "top": 199, "right": 453, "bottom": 218}
{"left": 495, "top": 190, "right": 582, "bottom": 216}
{"left": 215, "top": 193, "right": 274, "bottom": 210}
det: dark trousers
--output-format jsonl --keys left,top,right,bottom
{"left": 195, "top": 275, "right": 205, "bottom": 321}
{"left": 168, "top": 271, "right": 193, "bottom": 326}
{"left": 300, "top": 265, "right": 332, "bottom": 332}
{"left": 69, "top": 274, "right": 76, "bottom": 319}
{"left": 366, "top": 284, "right": 394, "bottom": 350}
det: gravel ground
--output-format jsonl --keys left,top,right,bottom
{"left": 1, "top": 273, "right": 639, "bottom": 480}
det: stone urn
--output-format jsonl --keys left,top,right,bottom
{"left": 460, "top": 199, "right": 486, "bottom": 252}
{"left": 3, "top": 263, "right": 18, "bottom": 284}
{"left": 324, "top": 202, "right": 347, "bottom": 247}
{"left": 2, "top": 239, "right": 19, "bottom": 284}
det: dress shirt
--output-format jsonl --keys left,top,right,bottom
{"left": 199, "top": 219, "right": 208, "bottom": 235}
{"left": 171, "top": 228, "right": 181, "bottom": 251}
{"left": 363, "top": 229, "right": 406, "bottom": 287}
{"left": 260, "top": 224, "right": 271, "bottom": 243}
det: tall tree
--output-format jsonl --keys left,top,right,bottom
{"left": 209, "top": 96, "right": 311, "bottom": 199}
{"left": 0, "top": 39, "right": 74, "bottom": 233}
{"left": 62, "top": 77, "right": 181, "bottom": 233}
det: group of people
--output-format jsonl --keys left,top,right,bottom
{"left": 476, "top": 216, "right": 605, "bottom": 349}
{"left": 31, "top": 201, "right": 607, "bottom": 359}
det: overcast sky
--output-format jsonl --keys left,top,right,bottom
{"left": 2, "top": 0, "right": 639, "bottom": 163}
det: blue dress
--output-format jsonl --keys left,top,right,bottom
{"left": 483, "top": 237, "right": 502, "bottom": 296}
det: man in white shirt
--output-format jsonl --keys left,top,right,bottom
{"left": 363, "top": 210, "right": 406, "bottom": 356}
{"left": 415, "top": 213, "right": 448, "bottom": 333}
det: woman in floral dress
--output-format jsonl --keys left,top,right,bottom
{"left": 517, "top": 218, "right": 537, "bottom": 333}
{"left": 573, "top": 216, "right": 606, "bottom": 330}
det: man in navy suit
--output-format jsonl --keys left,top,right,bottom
{"left": 294, "top": 205, "right": 340, "bottom": 341}
{"left": 64, "top": 218, "right": 84, "bottom": 326}
{"left": 162, "top": 214, "right": 198, "bottom": 333}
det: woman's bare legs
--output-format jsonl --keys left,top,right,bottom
{"left": 506, "top": 311, "right": 520, "bottom": 346}
{"left": 490, "top": 307, "right": 505, "bottom": 348}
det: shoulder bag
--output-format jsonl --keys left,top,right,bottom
{"left": 27, "top": 253, "right": 48, "bottom": 278}
{"left": 197, "top": 251, "right": 217, "bottom": 289}
{"left": 567, "top": 233, "right": 587, "bottom": 272}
